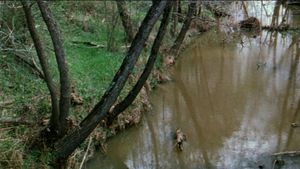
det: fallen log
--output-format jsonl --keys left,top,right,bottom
{"left": 71, "top": 41, "right": 105, "bottom": 48}
{"left": 0, "top": 119, "right": 35, "bottom": 126}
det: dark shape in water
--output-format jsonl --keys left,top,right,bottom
{"left": 175, "top": 128, "right": 187, "bottom": 151}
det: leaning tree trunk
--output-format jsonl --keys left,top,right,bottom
{"left": 117, "top": 0, "right": 135, "bottom": 43}
{"left": 54, "top": 0, "right": 168, "bottom": 162}
{"left": 37, "top": 0, "right": 71, "bottom": 138}
{"left": 107, "top": 1, "right": 173, "bottom": 125}
{"left": 170, "top": 1, "right": 196, "bottom": 56}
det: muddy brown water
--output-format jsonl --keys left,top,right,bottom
{"left": 87, "top": 2, "right": 300, "bottom": 169}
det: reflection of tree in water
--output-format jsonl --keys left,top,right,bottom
{"left": 276, "top": 38, "right": 299, "bottom": 152}
{"left": 283, "top": 40, "right": 300, "bottom": 150}
{"left": 175, "top": 59, "right": 213, "bottom": 168}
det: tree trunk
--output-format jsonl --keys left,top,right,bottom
{"left": 22, "top": 1, "right": 60, "bottom": 139}
{"left": 117, "top": 0, "right": 135, "bottom": 43}
{"left": 37, "top": 0, "right": 71, "bottom": 137}
{"left": 107, "top": 1, "right": 173, "bottom": 125}
{"left": 171, "top": 0, "right": 178, "bottom": 36}
{"left": 170, "top": 1, "right": 196, "bottom": 56}
{"left": 54, "top": 0, "right": 168, "bottom": 161}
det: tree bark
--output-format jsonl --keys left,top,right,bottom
{"left": 107, "top": 1, "right": 172, "bottom": 125}
{"left": 170, "top": 1, "right": 196, "bottom": 56}
{"left": 116, "top": 0, "right": 135, "bottom": 43}
{"left": 22, "top": 1, "right": 60, "bottom": 135}
{"left": 37, "top": 0, "right": 71, "bottom": 137}
{"left": 54, "top": 0, "right": 168, "bottom": 160}
{"left": 171, "top": 0, "right": 179, "bottom": 36}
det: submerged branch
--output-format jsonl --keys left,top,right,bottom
{"left": 273, "top": 151, "right": 300, "bottom": 157}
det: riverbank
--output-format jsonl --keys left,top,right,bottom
{"left": 0, "top": 2, "right": 219, "bottom": 168}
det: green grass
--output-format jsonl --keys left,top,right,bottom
{"left": 67, "top": 45, "right": 124, "bottom": 99}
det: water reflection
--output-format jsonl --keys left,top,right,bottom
{"left": 87, "top": 2, "right": 300, "bottom": 169}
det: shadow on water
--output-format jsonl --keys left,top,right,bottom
{"left": 87, "top": 2, "right": 300, "bottom": 169}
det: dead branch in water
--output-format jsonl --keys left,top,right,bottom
{"left": 262, "top": 25, "right": 300, "bottom": 32}
{"left": 273, "top": 151, "right": 300, "bottom": 157}
{"left": 291, "top": 123, "right": 300, "bottom": 128}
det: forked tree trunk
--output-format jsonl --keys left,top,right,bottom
{"left": 22, "top": 1, "right": 60, "bottom": 139}
{"left": 37, "top": 0, "right": 71, "bottom": 137}
{"left": 54, "top": 0, "right": 168, "bottom": 161}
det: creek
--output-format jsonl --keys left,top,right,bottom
{"left": 87, "top": 2, "right": 300, "bottom": 169}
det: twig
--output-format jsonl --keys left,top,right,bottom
{"left": 79, "top": 135, "right": 93, "bottom": 169}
